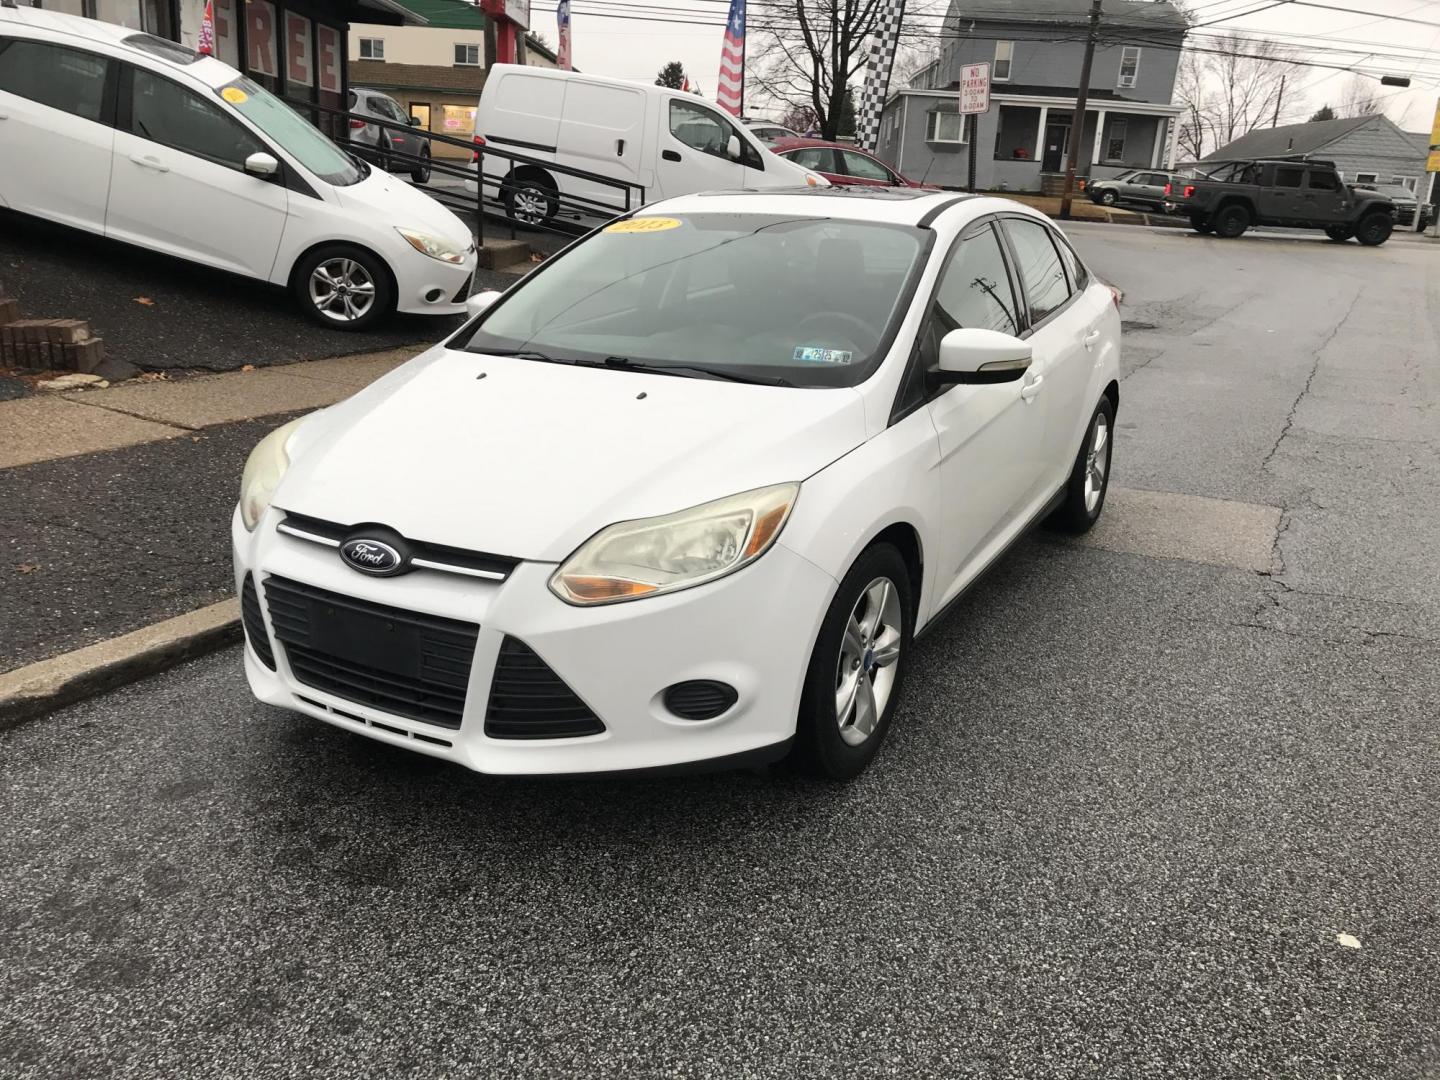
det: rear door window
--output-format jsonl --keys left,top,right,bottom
{"left": 1274, "top": 166, "right": 1305, "bottom": 188}
{"left": 1001, "top": 217, "right": 1072, "bottom": 325}
{"left": 0, "top": 39, "right": 110, "bottom": 123}
{"left": 785, "top": 147, "right": 836, "bottom": 172}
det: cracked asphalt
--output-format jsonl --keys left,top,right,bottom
{"left": 2, "top": 223, "right": 1438, "bottom": 1078}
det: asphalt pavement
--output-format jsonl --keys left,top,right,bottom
{"left": 2, "top": 225, "right": 1438, "bottom": 1078}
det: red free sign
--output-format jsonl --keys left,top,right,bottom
{"left": 960, "top": 62, "right": 991, "bottom": 114}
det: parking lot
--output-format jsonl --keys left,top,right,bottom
{"left": 2, "top": 222, "right": 1437, "bottom": 1078}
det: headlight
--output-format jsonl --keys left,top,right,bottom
{"left": 396, "top": 228, "right": 466, "bottom": 264}
{"left": 805, "top": 171, "right": 830, "bottom": 187}
{"left": 239, "top": 417, "right": 305, "bottom": 531}
{"left": 550, "top": 483, "right": 800, "bottom": 605}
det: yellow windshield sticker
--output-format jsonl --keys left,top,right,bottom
{"left": 604, "top": 217, "right": 682, "bottom": 234}
{"left": 221, "top": 87, "right": 249, "bottom": 104}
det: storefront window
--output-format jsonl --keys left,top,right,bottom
{"left": 440, "top": 104, "right": 476, "bottom": 136}
{"left": 244, "top": 0, "right": 278, "bottom": 89}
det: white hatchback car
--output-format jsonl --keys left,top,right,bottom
{"left": 234, "top": 188, "right": 1121, "bottom": 779}
{"left": 0, "top": 6, "right": 476, "bottom": 329}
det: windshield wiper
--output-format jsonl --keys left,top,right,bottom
{"left": 477, "top": 348, "right": 574, "bottom": 365}
{"left": 598, "top": 356, "right": 793, "bottom": 387}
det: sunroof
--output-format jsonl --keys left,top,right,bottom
{"left": 123, "top": 33, "right": 203, "bottom": 64}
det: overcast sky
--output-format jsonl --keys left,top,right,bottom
{"left": 553, "top": 0, "right": 1440, "bottom": 132}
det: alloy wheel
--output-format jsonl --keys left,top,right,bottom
{"left": 1084, "top": 411, "right": 1110, "bottom": 512}
{"left": 512, "top": 187, "right": 549, "bottom": 225}
{"left": 308, "top": 258, "right": 377, "bottom": 324}
{"left": 835, "top": 576, "right": 903, "bottom": 747}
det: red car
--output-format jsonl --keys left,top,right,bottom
{"left": 770, "top": 137, "right": 939, "bottom": 189}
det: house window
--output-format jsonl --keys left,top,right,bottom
{"left": 993, "top": 41, "right": 1012, "bottom": 81}
{"left": 1105, "top": 118, "right": 1127, "bottom": 161}
{"left": 1393, "top": 176, "right": 1416, "bottom": 190}
{"left": 1118, "top": 46, "right": 1140, "bottom": 88}
{"left": 358, "top": 37, "right": 384, "bottom": 60}
{"left": 1355, "top": 172, "right": 1378, "bottom": 183}
{"left": 454, "top": 43, "right": 482, "bottom": 66}
{"left": 926, "top": 109, "right": 964, "bottom": 143}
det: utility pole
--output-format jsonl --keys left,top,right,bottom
{"left": 1059, "top": 0, "right": 1103, "bottom": 220}
{"left": 1272, "top": 75, "right": 1285, "bottom": 127}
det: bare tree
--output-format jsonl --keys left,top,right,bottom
{"left": 1173, "top": 33, "right": 1298, "bottom": 158}
{"left": 1337, "top": 74, "right": 1382, "bottom": 117}
{"left": 750, "top": 0, "right": 938, "bottom": 140}
{"left": 1173, "top": 47, "right": 1210, "bottom": 161}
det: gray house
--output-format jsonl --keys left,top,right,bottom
{"left": 874, "top": 0, "right": 1187, "bottom": 192}
{"left": 1201, "top": 114, "right": 1429, "bottom": 192}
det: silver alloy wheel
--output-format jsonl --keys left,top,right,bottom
{"left": 511, "top": 186, "right": 549, "bottom": 225}
{"left": 308, "top": 258, "right": 376, "bottom": 323}
{"left": 835, "top": 576, "right": 903, "bottom": 747}
{"left": 1084, "top": 411, "right": 1110, "bottom": 513}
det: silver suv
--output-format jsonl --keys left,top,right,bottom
{"left": 1088, "top": 170, "right": 1178, "bottom": 211}
{"left": 347, "top": 87, "right": 431, "bottom": 184}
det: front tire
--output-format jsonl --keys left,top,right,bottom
{"left": 411, "top": 147, "right": 431, "bottom": 184}
{"left": 292, "top": 244, "right": 394, "bottom": 331}
{"left": 1049, "top": 397, "right": 1114, "bottom": 534}
{"left": 1099, "top": 189, "right": 1118, "bottom": 206}
{"left": 1212, "top": 203, "right": 1250, "bottom": 238}
{"left": 793, "top": 543, "right": 913, "bottom": 780}
{"left": 1354, "top": 213, "right": 1392, "bottom": 246}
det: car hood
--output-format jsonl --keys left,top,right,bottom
{"left": 274, "top": 346, "right": 867, "bottom": 562}
{"left": 333, "top": 167, "right": 473, "bottom": 248}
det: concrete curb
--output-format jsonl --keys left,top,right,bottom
{"left": 0, "top": 600, "right": 241, "bottom": 730}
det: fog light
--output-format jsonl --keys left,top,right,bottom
{"left": 424, "top": 287, "right": 445, "bottom": 303}
{"left": 663, "top": 680, "right": 738, "bottom": 720}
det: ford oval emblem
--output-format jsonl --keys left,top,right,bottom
{"left": 340, "top": 537, "right": 404, "bottom": 576}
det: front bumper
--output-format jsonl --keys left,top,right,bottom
{"left": 232, "top": 506, "right": 836, "bottom": 774}
{"left": 390, "top": 242, "right": 477, "bottom": 316}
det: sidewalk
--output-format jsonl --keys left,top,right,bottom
{"left": 0, "top": 346, "right": 424, "bottom": 674}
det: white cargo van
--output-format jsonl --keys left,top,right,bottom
{"left": 465, "top": 65, "right": 828, "bottom": 226}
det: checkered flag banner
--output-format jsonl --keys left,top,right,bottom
{"left": 854, "top": 0, "right": 908, "bottom": 153}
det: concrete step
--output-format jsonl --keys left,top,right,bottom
{"left": 476, "top": 239, "right": 533, "bottom": 271}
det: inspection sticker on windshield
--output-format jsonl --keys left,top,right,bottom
{"left": 220, "top": 86, "right": 249, "bottom": 104}
{"left": 604, "top": 217, "right": 682, "bottom": 234}
{"left": 794, "top": 346, "right": 853, "bottom": 365}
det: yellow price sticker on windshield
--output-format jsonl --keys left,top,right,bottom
{"left": 604, "top": 217, "right": 682, "bottom": 234}
{"left": 221, "top": 87, "right": 249, "bottom": 104}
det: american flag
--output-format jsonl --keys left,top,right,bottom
{"left": 716, "top": 0, "right": 745, "bottom": 116}
{"left": 556, "top": 0, "right": 572, "bottom": 70}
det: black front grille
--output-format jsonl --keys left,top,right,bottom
{"left": 485, "top": 636, "right": 605, "bottom": 740}
{"left": 278, "top": 512, "right": 519, "bottom": 580}
{"left": 241, "top": 573, "right": 275, "bottom": 670}
{"left": 264, "top": 576, "right": 478, "bottom": 729}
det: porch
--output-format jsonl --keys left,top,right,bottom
{"left": 988, "top": 98, "right": 1178, "bottom": 193}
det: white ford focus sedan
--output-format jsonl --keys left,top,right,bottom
{"left": 233, "top": 188, "right": 1120, "bottom": 779}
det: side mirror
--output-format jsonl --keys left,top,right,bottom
{"left": 465, "top": 290, "right": 503, "bottom": 320}
{"left": 727, "top": 134, "right": 742, "bottom": 161}
{"left": 933, "top": 327, "right": 1032, "bottom": 384}
{"left": 408, "top": 115, "right": 423, "bottom": 126}
{"left": 244, "top": 151, "right": 279, "bottom": 178}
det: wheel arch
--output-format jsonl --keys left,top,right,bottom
{"left": 285, "top": 238, "right": 398, "bottom": 301}
{"left": 505, "top": 164, "right": 559, "bottom": 193}
{"left": 1103, "top": 378, "right": 1119, "bottom": 416}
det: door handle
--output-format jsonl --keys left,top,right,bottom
{"left": 1083, "top": 329, "right": 1101, "bottom": 350}
{"left": 129, "top": 154, "right": 169, "bottom": 173}
{"left": 616, "top": 138, "right": 625, "bottom": 156}
{"left": 1020, "top": 374, "right": 1044, "bottom": 402}
{"left": 662, "top": 149, "right": 682, "bottom": 162}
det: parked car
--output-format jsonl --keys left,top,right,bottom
{"left": 0, "top": 5, "right": 477, "bottom": 329}
{"left": 770, "top": 137, "right": 940, "bottom": 189}
{"left": 744, "top": 119, "right": 800, "bottom": 144}
{"left": 1088, "top": 169, "right": 1181, "bottom": 210}
{"left": 1177, "top": 157, "right": 1396, "bottom": 244}
{"left": 347, "top": 86, "right": 431, "bottom": 184}
{"left": 234, "top": 188, "right": 1121, "bottom": 780}
{"left": 1353, "top": 182, "right": 1430, "bottom": 228}
{"left": 463, "top": 65, "right": 828, "bottom": 227}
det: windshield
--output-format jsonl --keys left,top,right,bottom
{"left": 216, "top": 78, "right": 365, "bottom": 186}
{"left": 462, "top": 213, "right": 930, "bottom": 388}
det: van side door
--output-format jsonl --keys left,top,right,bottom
{"left": 557, "top": 79, "right": 647, "bottom": 215}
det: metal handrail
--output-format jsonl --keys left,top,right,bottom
{"left": 281, "top": 96, "right": 646, "bottom": 244}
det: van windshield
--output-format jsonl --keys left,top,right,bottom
{"left": 215, "top": 78, "right": 365, "bottom": 186}
{"left": 463, "top": 213, "right": 930, "bottom": 388}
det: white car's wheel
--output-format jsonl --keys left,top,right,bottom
{"left": 793, "top": 543, "right": 913, "bottom": 780}
{"left": 292, "top": 245, "right": 393, "bottom": 331}
{"left": 1050, "top": 396, "right": 1115, "bottom": 534}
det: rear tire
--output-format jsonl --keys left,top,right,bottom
{"left": 792, "top": 543, "right": 913, "bottom": 781}
{"left": 411, "top": 147, "right": 431, "bottom": 184}
{"left": 1354, "top": 213, "right": 1392, "bottom": 246}
{"left": 1212, "top": 203, "right": 1250, "bottom": 238}
{"left": 1190, "top": 215, "right": 1213, "bottom": 234}
{"left": 1324, "top": 225, "right": 1354, "bottom": 242}
{"left": 1048, "top": 397, "right": 1114, "bottom": 535}
{"left": 292, "top": 244, "right": 394, "bottom": 332}
{"left": 504, "top": 173, "right": 558, "bottom": 228}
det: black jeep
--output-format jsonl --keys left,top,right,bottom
{"left": 1175, "top": 157, "right": 1396, "bottom": 245}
